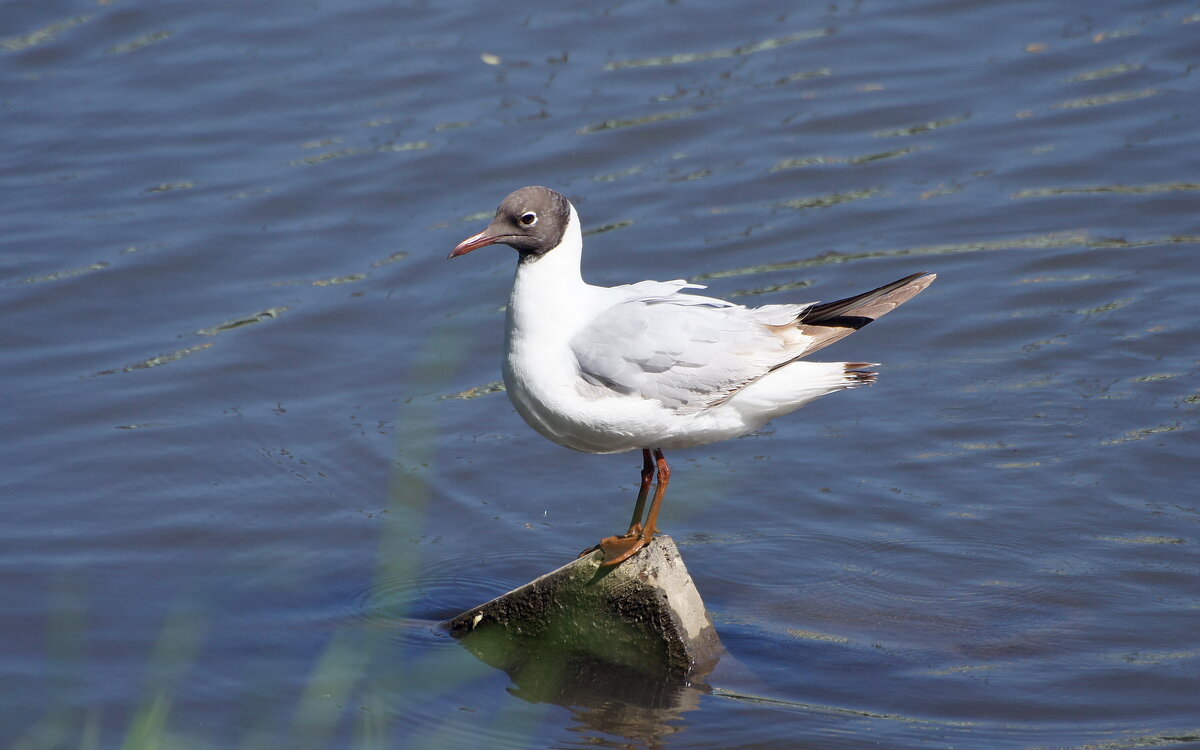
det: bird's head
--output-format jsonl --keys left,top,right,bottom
{"left": 449, "top": 186, "right": 572, "bottom": 261}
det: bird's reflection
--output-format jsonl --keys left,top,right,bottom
{"left": 462, "top": 639, "right": 715, "bottom": 749}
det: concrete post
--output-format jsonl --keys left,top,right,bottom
{"left": 443, "top": 535, "right": 722, "bottom": 700}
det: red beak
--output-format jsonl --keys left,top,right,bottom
{"left": 448, "top": 231, "right": 500, "bottom": 259}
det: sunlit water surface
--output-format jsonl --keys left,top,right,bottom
{"left": 3, "top": 0, "right": 1198, "bottom": 748}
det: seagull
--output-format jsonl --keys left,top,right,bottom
{"left": 449, "top": 186, "right": 935, "bottom": 566}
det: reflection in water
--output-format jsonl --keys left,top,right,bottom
{"left": 562, "top": 688, "right": 705, "bottom": 750}
{"left": 462, "top": 638, "right": 711, "bottom": 749}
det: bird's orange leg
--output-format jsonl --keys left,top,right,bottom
{"left": 623, "top": 449, "right": 656, "bottom": 536}
{"left": 597, "top": 448, "right": 669, "bottom": 567}
{"left": 580, "top": 449, "right": 655, "bottom": 560}
{"left": 639, "top": 449, "right": 670, "bottom": 540}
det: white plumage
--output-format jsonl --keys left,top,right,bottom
{"left": 497, "top": 201, "right": 878, "bottom": 453}
{"left": 450, "top": 186, "right": 934, "bottom": 564}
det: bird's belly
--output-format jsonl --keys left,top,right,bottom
{"left": 502, "top": 366, "right": 639, "bottom": 453}
{"left": 502, "top": 354, "right": 759, "bottom": 454}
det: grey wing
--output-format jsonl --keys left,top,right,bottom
{"left": 570, "top": 296, "right": 788, "bottom": 411}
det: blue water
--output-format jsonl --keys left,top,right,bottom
{"left": 3, "top": 0, "right": 1198, "bottom": 748}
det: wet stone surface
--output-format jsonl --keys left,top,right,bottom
{"left": 445, "top": 535, "right": 722, "bottom": 683}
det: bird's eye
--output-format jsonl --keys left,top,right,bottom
{"left": 519, "top": 211, "right": 538, "bottom": 226}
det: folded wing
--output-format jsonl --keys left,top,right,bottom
{"left": 570, "top": 273, "right": 936, "bottom": 412}
{"left": 571, "top": 283, "right": 795, "bottom": 411}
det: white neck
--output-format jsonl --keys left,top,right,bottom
{"left": 505, "top": 205, "right": 595, "bottom": 342}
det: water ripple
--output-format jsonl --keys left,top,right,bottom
{"left": 603, "top": 29, "right": 830, "bottom": 70}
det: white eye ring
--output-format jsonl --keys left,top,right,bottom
{"left": 520, "top": 211, "right": 538, "bottom": 226}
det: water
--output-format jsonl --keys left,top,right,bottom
{"left": 3, "top": 0, "right": 1198, "bottom": 747}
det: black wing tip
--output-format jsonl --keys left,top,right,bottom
{"left": 803, "top": 272, "right": 937, "bottom": 325}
